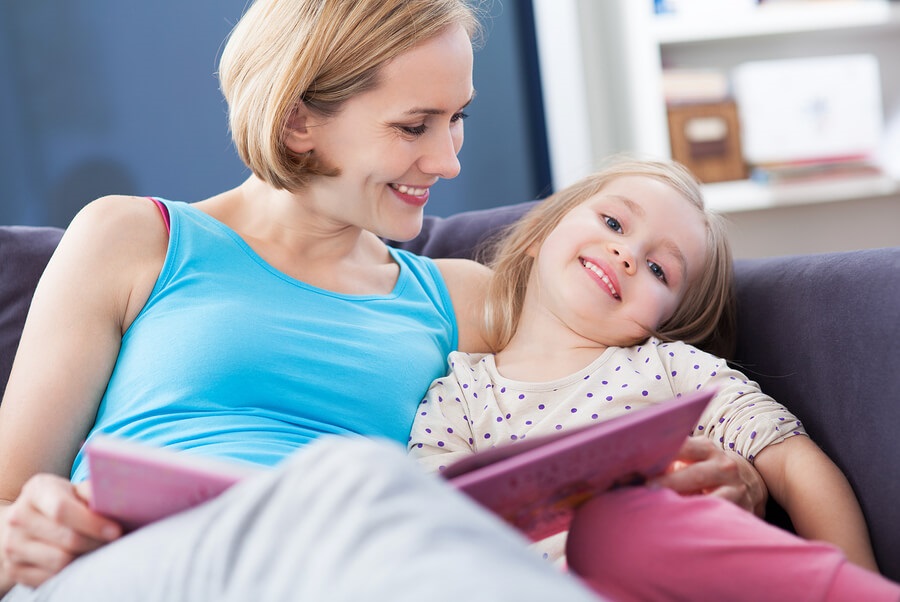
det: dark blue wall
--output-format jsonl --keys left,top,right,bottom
{"left": 0, "top": 1, "right": 549, "bottom": 227}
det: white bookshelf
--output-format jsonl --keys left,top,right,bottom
{"left": 534, "top": 0, "right": 900, "bottom": 255}
{"left": 652, "top": 0, "right": 898, "bottom": 44}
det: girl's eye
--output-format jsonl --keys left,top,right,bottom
{"left": 451, "top": 111, "right": 469, "bottom": 123}
{"left": 648, "top": 260, "right": 667, "bottom": 283}
{"left": 603, "top": 215, "right": 623, "bottom": 233}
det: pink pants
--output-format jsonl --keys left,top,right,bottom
{"left": 566, "top": 487, "right": 900, "bottom": 602}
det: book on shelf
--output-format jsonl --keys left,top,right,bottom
{"left": 87, "top": 388, "right": 714, "bottom": 539}
{"left": 662, "top": 68, "right": 731, "bottom": 105}
{"left": 749, "top": 156, "right": 885, "bottom": 185}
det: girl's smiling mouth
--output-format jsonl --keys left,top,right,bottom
{"left": 580, "top": 257, "right": 620, "bottom": 300}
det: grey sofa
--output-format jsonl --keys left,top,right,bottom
{"left": 2, "top": 204, "right": 898, "bottom": 582}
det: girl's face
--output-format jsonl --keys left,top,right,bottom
{"left": 292, "top": 24, "right": 474, "bottom": 242}
{"left": 529, "top": 175, "right": 708, "bottom": 348}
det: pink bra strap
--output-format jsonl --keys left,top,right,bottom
{"left": 148, "top": 197, "right": 171, "bottom": 234}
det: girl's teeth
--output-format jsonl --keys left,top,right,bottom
{"left": 582, "top": 259, "right": 620, "bottom": 298}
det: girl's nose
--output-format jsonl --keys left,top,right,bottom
{"left": 611, "top": 244, "right": 637, "bottom": 275}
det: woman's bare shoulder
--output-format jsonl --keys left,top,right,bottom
{"left": 50, "top": 195, "right": 170, "bottom": 327}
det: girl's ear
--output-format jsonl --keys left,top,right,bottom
{"left": 283, "top": 103, "right": 316, "bottom": 154}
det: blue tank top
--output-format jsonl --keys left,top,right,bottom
{"left": 70, "top": 199, "right": 457, "bottom": 481}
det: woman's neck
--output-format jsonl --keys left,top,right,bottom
{"left": 194, "top": 178, "right": 398, "bottom": 295}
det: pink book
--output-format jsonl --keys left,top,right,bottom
{"left": 443, "top": 388, "right": 714, "bottom": 541}
{"left": 86, "top": 437, "right": 262, "bottom": 531}
{"left": 87, "top": 388, "right": 712, "bottom": 536}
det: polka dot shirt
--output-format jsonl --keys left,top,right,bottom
{"left": 408, "top": 338, "right": 805, "bottom": 474}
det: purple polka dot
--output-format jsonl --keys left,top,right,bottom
{"left": 571, "top": 408, "right": 577, "bottom": 413}
{"left": 437, "top": 441, "right": 445, "bottom": 447}
{"left": 484, "top": 433, "right": 491, "bottom": 439}
{"left": 641, "top": 390, "right": 649, "bottom": 396}
{"left": 555, "top": 424, "right": 563, "bottom": 430}
{"left": 538, "top": 404, "right": 545, "bottom": 410}
{"left": 591, "top": 414, "right": 599, "bottom": 419}
{"left": 447, "top": 427, "right": 454, "bottom": 434}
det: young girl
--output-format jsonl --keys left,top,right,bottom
{"left": 409, "top": 157, "right": 895, "bottom": 596}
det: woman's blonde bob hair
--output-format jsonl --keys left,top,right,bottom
{"left": 219, "top": 0, "right": 482, "bottom": 191}
{"left": 483, "top": 155, "right": 736, "bottom": 358}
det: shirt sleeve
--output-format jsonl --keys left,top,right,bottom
{"left": 658, "top": 341, "right": 807, "bottom": 462}
{"left": 407, "top": 367, "right": 478, "bottom": 473}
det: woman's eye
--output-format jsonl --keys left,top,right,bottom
{"left": 398, "top": 124, "right": 428, "bottom": 137}
{"left": 603, "top": 215, "right": 623, "bottom": 233}
{"left": 451, "top": 111, "right": 469, "bottom": 123}
{"left": 648, "top": 261, "right": 667, "bottom": 283}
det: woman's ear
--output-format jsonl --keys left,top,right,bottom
{"left": 283, "top": 103, "right": 315, "bottom": 154}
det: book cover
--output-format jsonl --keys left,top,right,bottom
{"left": 86, "top": 436, "right": 262, "bottom": 531}
{"left": 87, "top": 388, "right": 712, "bottom": 536}
{"left": 443, "top": 388, "right": 714, "bottom": 542}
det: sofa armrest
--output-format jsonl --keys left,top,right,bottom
{"left": 733, "top": 248, "right": 900, "bottom": 581}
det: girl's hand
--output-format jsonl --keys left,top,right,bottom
{"left": 647, "top": 436, "right": 768, "bottom": 517}
{"left": 1, "top": 474, "right": 121, "bottom": 588}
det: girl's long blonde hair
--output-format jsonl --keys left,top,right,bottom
{"left": 482, "top": 156, "right": 736, "bottom": 358}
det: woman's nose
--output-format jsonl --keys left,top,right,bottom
{"left": 420, "top": 127, "right": 463, "bottom": 180}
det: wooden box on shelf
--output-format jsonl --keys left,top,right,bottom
{"left": 666, "top": 100, "right": 747, "bottom": 183}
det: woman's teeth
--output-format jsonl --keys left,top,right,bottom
{"left": 391, "top": 183, "right": 427, "bottom": 196}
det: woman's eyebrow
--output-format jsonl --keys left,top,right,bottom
{"left": 403, "top": 90, "right": 476, "bottom": 116}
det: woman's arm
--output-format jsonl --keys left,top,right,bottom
{"left": 0, "top": 196, "right": 168, "bottom": 590}
{"left": 433, "top": 258, "right": 492, "bottom": 353}
{"left": 753, "top": 435, "right": 878, "bottom": 572}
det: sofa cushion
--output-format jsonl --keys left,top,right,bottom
{"left": 733, "top": 248, "right": 900, "bottom": 581}
{"left": 0, "top": 226, "right": 65, "bottom": 399}
{"left": 389, "top": 201, "right": 538, "bottom": 260}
